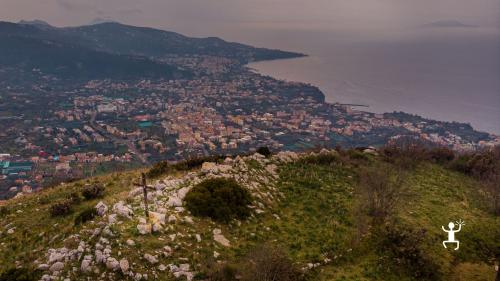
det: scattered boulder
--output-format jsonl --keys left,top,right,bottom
{"left": 95, "top": 250, "right": 105, "bottom": 264}
{"left": 201, "top": 162, "right": 217, "bottom": 173}
{"left": 119, "top": 258, "right": 129, "bottom": 272}
{"left": 49, "top": 261, "right": 64, "bottom": 272}
{"left": 154, "top": 182, "right": 166, "bottom": 191}
{"left": 168, "top": 215, "right": 177, "bottom": 223}
{"left": 38, "top": 264, "right": 50, "bottom": 270}
{"left": 137, "top": 223, "right": 152, "bottom": 235}
{"left": 48, "top": 248, "right": 67, "bottom": 264}
{"left": 144, "top": 253, "right": 158, "bottom": 264}
{"left": 177, "top": 187, "right": 190, "bottom": 200}
{"left": 129, "top": 187, "right": 143, "bottom": 198}
{"left": 167, "top": 196, "right": 182, "bottom": 207}
{"left": 363, "top": 148, "right": 378, "bottom": 155}
{"left": 108, "top": 214, "right": 118, "bottom": 224}
{"left": 81, "top": 256, "right": 92, "bottom": 273}
{"left": 113, "top": 201, "right": 134, "bottom": 218}
{"left": 149, "top": 211, "right": 166, "bottom": 225}
{"left": 95, "top": 201, "right": 108, "bottom": 216}
{"left": 213, "top": 228, "right": 230, "bottom": 247}
{"left": 106, "top": 257, "right": 120, "bottom": 271}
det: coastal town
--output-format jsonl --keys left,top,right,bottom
{"left": 1, "top": 55, "right": 498, "bottom": 199}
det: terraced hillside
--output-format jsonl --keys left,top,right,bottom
{"left": 0, "top": 149, "right": 498, "bottom": 281}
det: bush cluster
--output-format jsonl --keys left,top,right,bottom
{"left": 0, "top": 206, "right": 10, "bottom": 218}
{"left": 381, "top": 137, "right": 431, "bottom": 169}
{"left": 357, "top": 166, "right": 406, "bottom": 220}
{"left": 74, "top": 207, "right": 97, "bottom": 226}
{"left": 147, "top": 155, "right": 227, "bottom": 178}
{"left": 67, "top": 192, "right": 81, "bottom": 204}
{"left": 146, "top": 161, "right": 169, "bottom": 178}
{"left": 50, "top": 200, "right": 73, "bottom": 217}
{"left": 378, "top": 224, "right": 440, "bottom": 280}
{"left": 427, "top": 147, "right": 455, "bottom": 164}
{"left": 239, "top": 244, "right": 302, "bottom": 281}
{"left": 256, "top": 146, "right": 272, "bottom": 158}
{"left": 298, "top": 152, "right": 339, "bottom": 166}
{"left": 81, "top": 183, "right": 105, "bottom": 200}
{"left": 203, "top": 244, "right": 302, "bottom": 281}
{"left": 448, "top": 147, "right": 499, "bottom": 215}
{"left": 185, "top": 178, "right": 252, "bottom": 222}
{"left": 449, "top": 147, "right": 499, "bottom": 180}
{"left": 0, "top": 268, "right": 38, "bottom": 281}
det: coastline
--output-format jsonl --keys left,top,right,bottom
{"left": 247, "top": 56, "right": 498, "bottom": 136}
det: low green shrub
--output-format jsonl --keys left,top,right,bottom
{"left": 177, "top": 155, "right": 225, "bottom": 170}
{"left": 147, "top": 161, "right": 169, "bottom": 178}
{"left": 382, "top": 137, "right": 431, "bottom": 170}
{"left": 74, "top": 207, "right": 97, "bottom": 226}
{"left": 81, "top": 183, "right": 105, "bottom": 200}
{"left": 427, "top": 147, "right": 455, "bottom": 164}
{"left": 296, "top": 179, "right": 322, "bottom": 189}
{"left": 377, "top": 224, "right": 441, "bottom": 280}
{"left": 185, "top": 178, "right": 252, "bottom": 222}
{"left": 67, "top": 191, "right": 81, "bottom": 204}
{"left": 357, "top": 166, "right": 406, "bottom": 220}
{"left": 50, "top": 200, "right": 73, "bottom": 217}
{"left": 0, "top": 268, "right": 39, "bottom": 281}
{"left": 450, "top": 147, "right": 499, "bottom": 180}
{"left": 346, "top": 149, "right": 370, "bottom": 161}
{"left": 0, "top": 206, "right": 10, "bottom": 218}
{"left": 239, "top": 244, "right": 303, "bottom": 281}
{"left": 298, "top": 153, "right": 339, "bottom": 166}
{"left": 200, "top": 260, "right": 238, "bottom": 281}
{"left": 256, "top": 146, "right": 272, "bottom": 158}
{"left": 200, "top": 244, "right": 302, "bottom": 281}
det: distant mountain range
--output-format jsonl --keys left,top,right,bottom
{"left": 422, "top": 20, "right": 478, "bottom": 28}
{"left": 0, "top": 20, "right": 304, "bottom": 80}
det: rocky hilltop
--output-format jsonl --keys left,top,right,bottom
{"left": 0, "top": 147, "right": 498, "bottom": 281}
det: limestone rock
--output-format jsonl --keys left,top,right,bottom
{"left": 106, "top": 257, "right": 120, "bottom": 271}
{"left": 49, "top": 261, "right": 64, "bottom": 272}
{"left": 144, "top": 253, "right": 158, "bottom": 264}
{"left": 108, "top": 214, "right": 118, "bottom": 224}
{"left": 213, "top": 228, "right": 230, "bottom": 247}
{"left": 119, "top": 258, "right": 129, "bottom": 272}
{"left": 167, "top": 196, "right": 182, "bottom": 207}
{"left": 38, "top": 264, "right": 49, "bottom": 270}
{"left": 113, "top": 201, "right": 134, "bottom": 218}
{"left": 137, "top": 223, "right": 152, "bottom": 235}
{"left": 168, "top": 215, "right": 177, "bottom": 223}
{"left": 95, "top": 201, "right": 108, "bottom": 216}
{"left": 81, "top": 258, "right": 92, "bottom": 273}
{"left": 149, "top": 211, "right": 166, "bottom": 225}
{"left": 201, "top": 162, "right": 217, "bottom": 172}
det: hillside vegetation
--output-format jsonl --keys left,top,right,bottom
{"left": 0, "top": 21, "right": 303, "bottom": 81}
{"left": 0, "top": 146, "right": 498, "bottom": 281}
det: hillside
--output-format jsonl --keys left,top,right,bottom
{"left": 60, "top": 22, "right": 305, "bottom": 63}
{"left": 0, "top": 21, "right": 304, "bottom": 81}
{"left": 0, "top": 148, "right": 498, "bottom": 281}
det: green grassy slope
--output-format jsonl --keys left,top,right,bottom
{"left": 0, "top": 151, "right": 497, "bottom": 281}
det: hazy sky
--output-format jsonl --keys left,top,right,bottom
{"left": 1, "top": 0, "right": 499, "bottom": 39}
